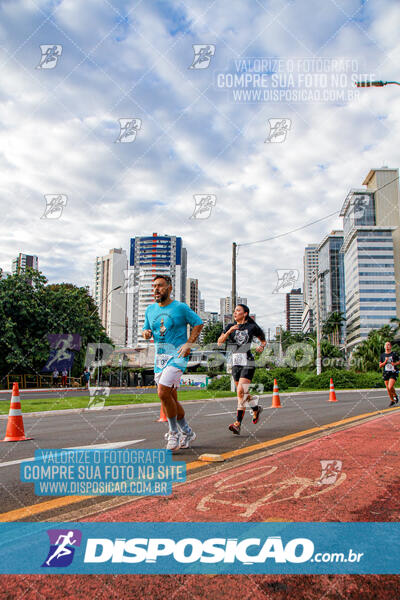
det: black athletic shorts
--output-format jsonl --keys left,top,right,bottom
{"left": 383, "top": 371, "right": 398, "bottom": 381}
{"left": 232, "top": 365, "right": 255, "bottom": 382}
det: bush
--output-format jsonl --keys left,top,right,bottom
{"left": 270, "top": 367, "right": 300, "bottom": 390}
{"left": 207, "top": 375, "right": 231, "bottom": 391}
{"left": 299, "top": 369, "right": 385, "bottom": 390}
{"left": 253, "top": 369, "right": 274, "bottom": 391}
{"left": 253, "top": 367, "right": 300, "bottom": 391}
{"left": 352, "top": 371, "right": 385, "bottom": 389}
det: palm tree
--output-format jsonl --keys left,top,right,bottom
{"left": 352, "top": 325, "right": 396, "bottom": 372}
{"left": 322, "top": 312, "right": 346, "bottom": 346}
{"left": 390, "top": 317, "right": 400, "bottom": 341}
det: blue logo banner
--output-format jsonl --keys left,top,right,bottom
{"left": 0, "top": 522, "right": 399, "bottom": 574}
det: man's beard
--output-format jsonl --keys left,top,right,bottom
{"left": 156, "top": 291, "right": 168, "bottom": 303}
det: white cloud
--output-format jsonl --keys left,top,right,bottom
{"left": 0, "top": 0, "right": 400, "bottom": 334}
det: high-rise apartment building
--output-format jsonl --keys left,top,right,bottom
{"left": 127, "top": 233, "right": 187, "bottom": 347}
{"left": 285, "top": 288, "right": 303, "bottom": 332}
{"left": 340, "top": 168, "right": 399, "bottom": 350}
{"left": 12, "top": 254, "right": 39, "bottom": 274}
{"left": 94, "top": 248, "right": 127, "bottom": 346}
{"left": 186, "top": 278, "right": 199, "bottom": 313}
{"left": 317, "top": 231, "right": 346, "bottom": 343}
{"left": 302, "top": 245, "right": 318, "bottom": 332}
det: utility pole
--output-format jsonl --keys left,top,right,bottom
{"left": 230, "top": 242, "right": 237, "bottom": 394}
{"left": 315, "top": 271, "right": 322, "bottom": 375}
{"left": 232, "top": 242, "right": 237, "bottom": 313}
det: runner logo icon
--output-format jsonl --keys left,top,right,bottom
{"left": 42, "top": 529, "right": 82, "bottom": 567}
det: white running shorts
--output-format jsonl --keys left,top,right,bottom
{"left": 154, "top": 366, "right": 183, "bottom": 388}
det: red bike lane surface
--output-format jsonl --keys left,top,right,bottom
{"left": 1, "top": 412, "right": 400, "bottom": 599}
{"left": 86, "top": 411, "right": 400, "bottom": 524}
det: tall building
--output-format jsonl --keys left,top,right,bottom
{"left": 94, "top": 248, "right": 127, "bottom": 347}
{"left": 199, "top": 290, "right": 205, "bottom": 313}
{"left": 127, "top": 233, "right": 187, "bottom": 347}
{"left": 302, "top": 245, "right": 318, "bottom": 332}
{"left": 285, "top": 288, "right": 304, "bottom": 332}
{"left": 181, "top": 248, "right": 187, "bottom": 304}
{"left": 340, "top": 167, "right": 399, "bottom": 350}
{"left": 317, "top": 231, "right": 346, "bottom": 342}
{"left": 12, "top": 254, "right": 39, "bottom": 274}
{"left": 186, "top": 278, "right": 199, "bottom": 313}
{"left": 303, "top": 245, "right": 318, "bottom": 307}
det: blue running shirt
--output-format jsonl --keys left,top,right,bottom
{"left": 143, "top": 300, "right": 203, "bottom": 373}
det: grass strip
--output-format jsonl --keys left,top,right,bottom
{"left": 0, "top": 390, "right": 237, "bottom": 414}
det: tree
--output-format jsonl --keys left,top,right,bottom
{"left": 279, "top": 329, "right": 310, "bottom": 352}
{"left": 0, "top": 269, "right": 111, "bottom": 383}
{"left": 352, "top": 325, "right": 397, "bottom": 372}
{"left": 202, "top": 321, "right": 223, "bottom": 345}
{"left": 322, "top": 311, "right": 346, "bottom": 346}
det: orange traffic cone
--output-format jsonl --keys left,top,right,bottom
{"left": 329, "top": 378, "right": 337, "bottom": 402}
{"left": 156, "top": 404, "right": 168, "bottom": 422}
{"left": 1, "top": 382, "right": 33, "bottom": 442}
{"left": 271, "top": 379, "right": 281, "bottom": 407}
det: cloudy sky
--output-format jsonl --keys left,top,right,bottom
{"left": 1, "top": 0, "right": 400, "bottom": 334}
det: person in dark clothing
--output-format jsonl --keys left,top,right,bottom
{"left": 218, "top": 304, "right": 266, "bottom": 434}
{"left": 83, "top": 368, "right": 91, "bottom": 389}
{"left": 379, "top": 341, "right": 400, "bottom": 407}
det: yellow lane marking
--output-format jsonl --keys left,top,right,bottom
{"left": 186, "top": 406, "right": 398, "bottom": 470}
{"left": 0, "top": 495, "right": 95, "bottom": 522}
{"left": 0, "top": 406, "right": 398, "bottom": 522}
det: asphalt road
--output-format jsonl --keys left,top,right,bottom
{"left": 0, "top": 388, "right": 395, "bottom": 516}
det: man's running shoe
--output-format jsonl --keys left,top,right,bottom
{"left": 389, "top": 399, "right": 397, "bottom": 407}
{"left": 252, "top": 405, "right": 263, "bottom": 424}
{"left": 395, "top": 394, "right": 399, "bottom": 404}
{"left": 179, "top": 430, "right": 196, "bottom": 449}
{"left": 166, "top": 431, "right": 181, "bottom": 451}
{"left": 229, "top": 422, "right": 241, "bottom": 435}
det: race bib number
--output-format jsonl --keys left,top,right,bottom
{"left": 156, "top": 354, "right": 172, "bottom": 369}
{"left": 385, "top": 363, "right": 395, "bottom": 372}
{"left": 232, "top": 353, "right": 247, "bottom": 366}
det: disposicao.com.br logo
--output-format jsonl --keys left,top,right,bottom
{"left": 83, "top": 536, "right": 315, "bottom": 564}
{"left": 36, "top": 528, "right": 366, "bottom": 573}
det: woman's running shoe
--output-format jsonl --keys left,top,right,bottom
{"left": 252, "top": 405, "right": 263, "bottom": 424}
{"left": 229, "top": 423, "right": 241, "bottom": 435}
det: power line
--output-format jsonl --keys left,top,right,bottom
{"left": 238, "top": 210, "right": 340, "bottom": 247}
{"left": 237, "top": 174, "right": 400, "bottom": 248}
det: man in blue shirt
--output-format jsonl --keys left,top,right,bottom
{"left": 143, "top": 274, "right": 203, "bottom": 451}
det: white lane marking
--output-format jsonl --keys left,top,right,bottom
{"left": 0, "top": 439, "right": 146, "bottom": 468}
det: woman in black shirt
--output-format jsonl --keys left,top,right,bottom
{"left": 218, "top": 304, "right": 266, "bottom": 434}
{"left": 379, "top": 341, "right": 400, "bottom": 407}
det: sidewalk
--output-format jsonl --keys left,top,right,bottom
{"left": 1, "top": 410, "right": 399, "bottom": 599}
